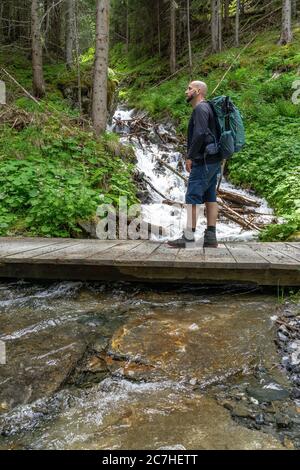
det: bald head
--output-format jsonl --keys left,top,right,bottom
{"left": 190, "top": 81, "right": 208, "bottom": 98}
{"left": 185, "top": 80, "right": 208, "bottom": 107}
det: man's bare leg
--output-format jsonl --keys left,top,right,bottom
{"left": 205, "top": 202, "right": 218, "bottom": 227}
{"left": 185, "top": 203, "right": 201, "bottom": 239}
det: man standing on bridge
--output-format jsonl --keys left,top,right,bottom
{"left": 168, "top": 80, "right": 222, "bottom": 249}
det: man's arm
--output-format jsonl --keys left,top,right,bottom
{"left": 187, "top": 104, "right": 210, "bottom": 160}
{"left": 185, "top": 158, "right": 192, "bottom": 173}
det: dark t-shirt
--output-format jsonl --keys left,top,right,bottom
{"left": 187, "top": 101, "right": 221, "bottom": 162}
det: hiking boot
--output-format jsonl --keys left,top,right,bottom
{"left": 168, "top": 233, "right": 195, "bottom": 248}
{"left": 203, "top": 229, "right": 218, "bottom": 248}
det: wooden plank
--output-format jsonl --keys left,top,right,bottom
{"left": 0, "top": 238, "right": 59, "bottom": 248}
{"left": 116, "top": 240, "right": 161, "bottom": 262}
{"left": 204, "top": 244, "right": 237, "bottom": 265}
{"left": 0, "top": 239, "right": 65, "bottom": 258}
{"left": 0, "top": 236, "right": 68, "bottom": 243}
{"left": 4, "top": 241, "right": 83, "bottom": 259}
{"left": 225, "top": 243, "right": 270, "bottom": 268}
{"left": 145, "top": 243, "right": 180, "bottom": 266}
{"left": 88, "top": 240, "right": 145, "bottom": 262}
{"left": 22, "top": 240, "right": 123, "bottom": 262}
{"left": 174, "top": 244, "right": 205, "bottom": 265}
{"left": 173, "top": 244, "right": 237, "bottom": 268}
{"left": 286, "top": 243, "right": 300, "bottom": 252}
{"left": 247, "top": 243, "right": 300, "bottom": 269}
{"left": 272, "top": 243, "right": 300, "bottom": 263}
{"left": 0, "top": 262, "right": 299, "bottom": 286}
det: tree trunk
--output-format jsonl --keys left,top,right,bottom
{"left": 31, "top": 0, "right": 45, "bottom": 98}
{"left": 235, "top": 0, "right": 240, "bottom": 47}
{"left": 125, "top": 0, "right": 129, "bottom": 53}
{"left": 211, "top": 0, "right": 222, "bottom": 53}
{"left": 279, "top": 0, "right": 293, "bottom": 44}
{"left": 224, "top": 0, "right": 230, "bottom": 32}
{"left": 187, "top": 0, "right": 192, "bottom": 73}
{"left": 157, "top": 0, "right": 161, "bottom": 56}
{"left": 45, "top": 0, "right": 63, "bottom": 58}
{"left": 0, "top": 0, "right": 4, "bottom": 44}
{"left": 74, "top": 0, "right": 82, "bottom": 113}
{"left": 292, "top": 0, "right": 297, "bottom": 17}
{"left": 218, "top": 2, "right": 222, "bottom": 52}
{"left": 92, "top": 0, "right": 110, "bottom": 137}
{"left": 65, "top": 0, "right": 75, "bottom": 69}
{"left": 170, "top": 0, "right": 176, "bottom": 74}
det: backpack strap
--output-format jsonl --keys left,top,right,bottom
{"left": 207, "top": 100, "right": 221, "bottom": 139}
{"left": 225, "top": 96, "right": 231, "bottom": 132}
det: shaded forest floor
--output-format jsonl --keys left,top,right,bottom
{"left": 110, "top": 27, "right": 300, "bottom": 241}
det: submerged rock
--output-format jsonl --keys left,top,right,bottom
{"left": 0, "top": 333, "right": 87, "bottom": 410}
{"left": 106, "top": 299, "right": 284, "bottom": 386}
{"left": 231, "top": 404, "right": 253, "bottom": 419}
{"left": 246, "top": 385, "right": 290, "bottom": 403}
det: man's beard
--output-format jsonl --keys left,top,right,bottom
{"left": 186, "top": 93, "right": 196, "bottom": 103}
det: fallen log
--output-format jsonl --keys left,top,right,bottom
{"left": 218, "top": 189, "right": 260, "bottom": 207}
{"left": 218, "top": 199, "right": 262, "bottom": 232}
{"left": 229, "top": 206, "right": 272, "bottom": 216}
{"left": 162, "top": 198, "right": 185, "bottom": 208}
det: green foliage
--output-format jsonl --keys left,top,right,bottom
{"left": 228, "top": 118, "right": 300, "bottom": 240}
{"left": 0, "top": 112, "right": 138, "bottom": 238}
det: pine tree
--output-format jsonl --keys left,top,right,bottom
{"left": 31, "top": 0, "right": 45, "bottom": 98}
{"left": 279, "top": 0, "right": 293, "bottom": 45}
{"left": 92, "top": 0, "right": 110, "bottom": 136}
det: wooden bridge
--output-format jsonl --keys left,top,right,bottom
{"left": 0, "top": 237, "right": 299, "bottom": 286}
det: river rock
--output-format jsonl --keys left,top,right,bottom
{"left": 231, "top": 404, "right": 253, "bottom": 418}
{"left": 91, "top": 337, "right": 109, "bottom": 353}
{"left": 275, "top": 412, "right": 292, "bottom": 429}
{"left": 246, "top": 385, "right": 290, "bottom": 403}
{"left": 105, "top": 298, "right": 286, "bottom": 385}
{"left": 0, "top": 332, "right": 87, "bottom": 410}
{"left": 255, "top": 413, "right": 265, "bottom": 425}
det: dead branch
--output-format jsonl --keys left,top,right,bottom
{"left": 1, "top": 68, "right": 41, "bottom": 105}
{"left": 156, "top": 157, "right": 188, "bottom": 182}
{"left": 218, "top": 199, "right": 262, "bottom": 231}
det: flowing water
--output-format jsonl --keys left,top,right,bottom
{"left": 0, "top": 108, "right": 298, "bottom": 450}
{"left": 0, "top": 280, "right": 298, "bottom": 450}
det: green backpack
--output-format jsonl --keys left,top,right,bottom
{"left": 208, "top": 95, "right": 245, "bottom": 159}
